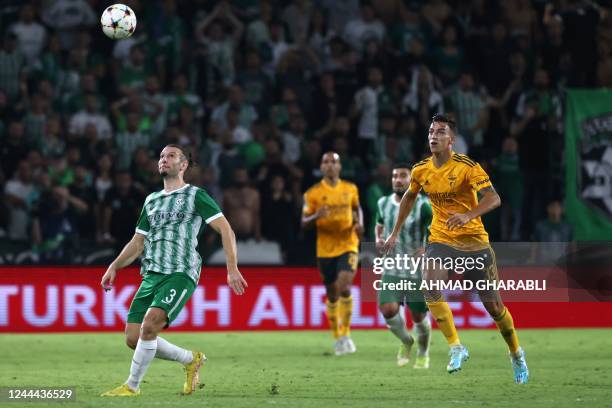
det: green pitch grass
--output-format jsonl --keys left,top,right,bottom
{"left": 1, "top": 329, "right": 610, "bottom": 408}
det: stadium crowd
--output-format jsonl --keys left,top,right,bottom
{"left": 1, "top": 0, "right": 605, "bottom": 264}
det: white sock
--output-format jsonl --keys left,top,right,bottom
{"left": 156, "top": 336, "right": 193, "bottom": 365}
{"left": 385, "top": 311, "right": 414, "bottom": 345}
{"left": 126, "top": 338, "right": 157, "bottom": 390}
{"left": 414, "top": 315, "right": 432, "bottom": 357}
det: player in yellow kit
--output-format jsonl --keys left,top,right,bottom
{"left": 383, "top": 114, "right": 529, "bottom": 383}
{"left": 302, "top": 152, "right": 364, "bottom": 355}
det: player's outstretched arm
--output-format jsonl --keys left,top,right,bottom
{"left": 101, "top": 233, "right": 145, "bottom": 291}
{"left": 447, "top": 186, "right": 501, "bottom": 230}
{"left": 209, "top": 216, "right": 248, "bottom": 295}
{"left": 382, "top": 190, "right": 418, "bottom": 253}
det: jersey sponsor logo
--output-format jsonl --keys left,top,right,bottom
{"left": 578, "top": 114, "right": 612, "bottom": 218}
{"left": 148, "top": 211, "right": 187, "bottom": 223}
{"left": 475, "top": 178, "right": 490, "bottom": 186}
{"left": 428, "top": 192, "right": 457, "bottom": 205}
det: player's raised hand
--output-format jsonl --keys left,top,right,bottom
{"left": 101, "top": 266, "right": 117, "bottom": 292}
{"left": 227, "top": 266, "right": 248, "bottom": 295}
{"left": 446, "top": 211, "right": 471, "bottom": 230}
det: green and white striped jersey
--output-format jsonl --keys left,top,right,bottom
{"left": 135, "top": 184, "right": 222, "bottom": 283}
{"left": 376, "top": 193, "right": 432, "bottom": 278}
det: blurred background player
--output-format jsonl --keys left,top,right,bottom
{"left": 302, "top": 152, "right": 364, "bottom": 355}
{"left": 384, "top": 114, "right": 529, "bottom": 384}
{"left": 100, "top": 144, "right": 247, "bottom": 396}
{"left": 375, "top": 163, "right": 432, "bottom": 368}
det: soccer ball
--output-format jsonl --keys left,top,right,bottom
{"left": 100, "top": 4, "right": 137, "bottom": 40}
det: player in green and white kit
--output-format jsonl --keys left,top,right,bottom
{"left": 375, "top": 163, "right": 432, "bottom": 368}
{"left": 100, "top": 144, "right": 247, "bottom": 397}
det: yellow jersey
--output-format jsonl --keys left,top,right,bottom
{"left": 408, "top": 153, "right": 493, "bottom": 250}
{"left": 303, "top": 179, "right": 360, "bottom": 258}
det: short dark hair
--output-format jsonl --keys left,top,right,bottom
{"left": 164, "top": 144, "right": 194, "bottom": 168}
{"left": 431, "top": 113, "right": 456, "bottom": 132}
{"left": 392, "top": 162, "right": 412, "bottom": 171}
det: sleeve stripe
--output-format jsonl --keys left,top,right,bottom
{"left": 135, "top": 228, "right": 149, "bottom": 236}
{"left": 205, "top": 212, "right": 224, "bottom": 224}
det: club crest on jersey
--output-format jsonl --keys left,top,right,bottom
{"left": 175, "top": 197, "right": 185, "bottom": 207}
{"left": 579, "top": 114, "right": 612, "bottom": 218}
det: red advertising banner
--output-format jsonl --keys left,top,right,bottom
{"left": 1, "top": 267, "right": 611, "bottom": 332}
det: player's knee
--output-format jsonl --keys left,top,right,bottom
{"left": 487, "top": 302, "right": 505, "bottom": 318}
{"left": 125, "top": 334, "right": 138, "bottom": 349}
{"left": 325, "top": 285, "right": 338, "bottom": 302}
{"left": 379, "top": 303, "right": 399, "bottom": 319}
{"left": 140, "top": 322, "right": 158, "bottom": 339}
{"left": 339, "top": 288, "right": 351, "bottom": 298}
{"left": 412, "top": 312, "right": 426, "bottom": 323}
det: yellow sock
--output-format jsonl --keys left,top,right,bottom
{"left": 426, "top": 300, "right": 460, "bottom": 346}
{"left": 326, "top": 299, "right": 340, "bottom": 339}
{"left": 338, "top": 295, "right": 353, "bottom": 337}
{"left": 494, "top": 307, "right": 520, "bottom": 354}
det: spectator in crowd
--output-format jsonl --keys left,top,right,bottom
{"left": 544, "top": 0, "right": 606, "bottom": 87}
{"left": 195, "top": 1, "right": 244, "bottom": 85}
{"left": 226, "top": 107, "right": 252, "bottom": 145}
{"left": 343, "top": 1, "right": 385, "bottom": 55}
{"left": 223, "top": 167, "right": 261, "bottom": 241}
{"left": 261, "top": 174, "right": 296, "bottom": 259}
{"left": 446, "top": 71, "right": 488, "bottom": 150}
{"left": 114, "top": 112, "right": 152, "bottom": 170}
{"left": 308, "top": 8, "right": 336, "bottom": 61}
{"left": 31, "top": 185, "right": 78, "bottom": 263}
{"left": 431, "top": 23, "right": 464, "bottom": 86}
{"left": 310, "top": 72, "right": 340, "bottom": 135}
{"left": 282, "top": 0, "right": 312, "bottom": 43}
{"left": 282, "top": 113, "right": 307, "bottom": 164}
{"left": 236, "top": 50, "right": 272, "bottom": 114}
{"left": 493, "top": 137, "right": 522, "bottom": 241}
{"left": 297, "top": 138, "right": 322, "bottom": 192}
{"left": 9, "top": 3, "right": 47, "bottom": 68}
{"left": 68, "top": 94, "right": 113, "bottom": 140}
{"left": 100, "top": 171, "right": 142, "bottom": 247}
{"left": 0, "top": 32, "right": 27, "bottom": 104}
{"left": 68, "top": 164, "right": 96, "bottom": 240}
{"left": 1, "top": 121, "right": 29, "bottom": 179}
{"left": 530, "top": 199, "right": 574, "bottom": 264}
{"left": 246, "top": 0, "right": 272, "bottom": 49}
{"left": 166, "top": 73, "right": 205, "bottom": 125}
{"left": 117, "top": 45, "right": 149, "bottom": 94}
{"left": 351, "top": 66, "right": 390, "bottom": 161}
{"left": 4, "top": 160, "right": 35, "bottom": 240}
{"left": 23, "top": 92, "right": 49, "bottom": 149}
{"left": 40, "top": 0, "right": 96, "bottom": 49}
{"left": 320, "top": 0, "right": 360, "bottom": 33}
{"left": 211, "top": 85, "right": 258, "bottom": 130}
{"left": 402, "top": 65, "right": 444, "bottom": 131}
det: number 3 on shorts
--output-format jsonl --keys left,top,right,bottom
{"left": 161, "top": 288, "right": 176, "bottom": 304}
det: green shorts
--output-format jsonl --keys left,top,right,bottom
{"left": 377, "top": 274, "right": 428, "bottom": 315}
{"left": 317, "top": 252, "right": 358, "bottom": 285}
{"left": 127, "top": 272, "right": 196, "bottom": 327}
